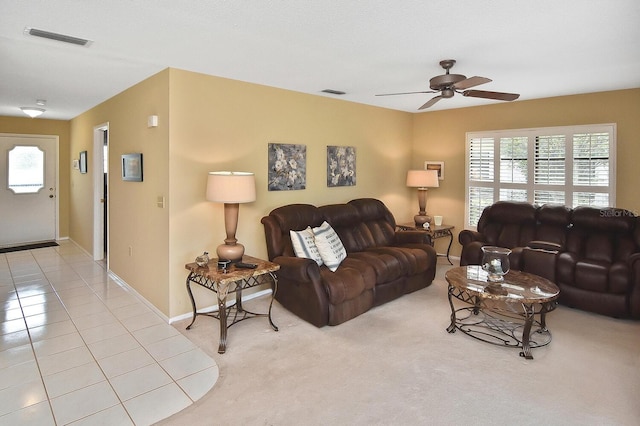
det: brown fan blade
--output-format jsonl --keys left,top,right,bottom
{"left": 453, "top": 76, "right": 492, "bottom": 90}
{"left": 418, "top": 95, "right": 443, "bottom": 110}
{"left": 376, "top": 90, "right": 436, "bottom": 96}
{"left": 463, "top": 90, "right": 520, "bottom": 101}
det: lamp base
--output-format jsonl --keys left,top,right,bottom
{"left": 414, "top": 214, "right": 432, "bottom": 227}
{"left": 216, "top": 243, "right": 245, "bottom": 263}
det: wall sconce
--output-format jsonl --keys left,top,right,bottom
{"left": 406, "top": 169, "right": 439, "bottom": 227}
{"left": 206, "top": 171, "right": 256, "bottom": 262}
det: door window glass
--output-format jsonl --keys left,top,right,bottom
{"left": 8, "top": 145, "right": 44, "bottom": 194}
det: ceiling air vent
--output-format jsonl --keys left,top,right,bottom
{"left": 321, "top": 89, "right": 346, "bottom": 95}
{"left": 24, "top": 27, "right": 92, "bottom": 46}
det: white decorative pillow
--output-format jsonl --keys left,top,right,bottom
{"left": 312, "top": 221, "right": 347, "bottom": 272}
{"left": 290, "top": 227, "right": 323, "bottom": 266}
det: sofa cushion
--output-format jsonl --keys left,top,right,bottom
{"left": 319, "top": 204, "right": 363, "bottom": 252}
{"left": 347, "top": 251, "right": 404, "bottom": 284}
{"left": 264, "top": 204, "right": 325, "bottom": 258}
{"left": 289, "top": 227, "right": 323, "bottom": 266}
{"left": 365, "top": 246, "right": 431, "bottom": 276}
{"left": 478, "top": 201, "right": 537, "bottom": 248}
{"left": 574, "top": 260, "right": 609, "bottom": 292}
{"left": 535, "top": 204, "right": 571, "bottom": 246}
{"left": 320, "top": 257, "right": 375, "bottom": 304}
{"left": 312, "top": 221, "right": 347, "bottom": 272}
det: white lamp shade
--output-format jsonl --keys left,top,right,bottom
{"left": 206, "top": 171, "right": 256, "bottom": 203}
{"left": 406, "top": 170, "right": 439, "bottom": 188}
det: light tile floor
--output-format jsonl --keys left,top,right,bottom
{"left": 0, "top": 241, "right": 218, "bottom": 425}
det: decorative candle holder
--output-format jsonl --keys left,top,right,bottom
{"left": 481, "top": 246, "right": 511, "bottom": 283}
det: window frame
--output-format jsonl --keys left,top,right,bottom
{"left": 465, "top": 123, "right": 616, "bottom": 229}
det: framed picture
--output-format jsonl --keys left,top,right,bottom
{"left": 122, "top": 153, "right": 143, "bottom": 182}
{"left": 327, "top": 146, "right": 356, "bottom": 187}
{"left": 424, "top": 161, "right": 444, "bottom": 180}
{"left": 79, "top": 151, "right": 87, "bottom": 174}
{"left": 268, "top": 143, "right": 306, "bottom": 191}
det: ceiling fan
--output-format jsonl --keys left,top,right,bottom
{"left": 376, "top": 59, "right": 520, "bottom": 110}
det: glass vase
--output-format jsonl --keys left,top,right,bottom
{"left": 481, "top": 246, "right": 511, "bottom": 282}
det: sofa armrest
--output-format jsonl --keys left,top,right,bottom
{"left": 394, "top": 230, "right": 432, "bottom": 245}
{"left": 458, "top": 229, "right": 484, "bottom": 247}
{"left": 628, "top": 253, "right": 640, "bottom": 319}
{"left": 271, "top": 255, "right": 330, "bottom": 327}
{"left": 272, "top": 255, "right": 322, "bottom": 283}
{"left": 526, "top": 240, "right": 562, "bottom": 252}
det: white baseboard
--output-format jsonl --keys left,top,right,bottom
{"left": 65, "top": 239, "right": 274, "bottom": 325}
{"left": 106, "top": 269, "right": 273, "bottom": 325}
{"left": 107, "top": 271, "right": 172, "bottom": 323}
{"left": 168, "top": 288, "right": 273, "bottom": 324}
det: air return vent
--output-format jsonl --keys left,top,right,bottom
{"left": 24, "top": 27, "right": 92, "bottom": 46}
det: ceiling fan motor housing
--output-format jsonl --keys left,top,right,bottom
{"left": 429, "top": 73, "right": 466, "bottom": 91}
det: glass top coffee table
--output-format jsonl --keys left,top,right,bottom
{"left": 445, "top": 265, "right": 560, "bottom": 359}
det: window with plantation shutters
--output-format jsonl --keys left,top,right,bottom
{"left": 465, "top": 124, "right": 616, "bottom": 228}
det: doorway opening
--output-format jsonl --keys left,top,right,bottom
{"left": 93, "top": 123, "right": 109, "bottom": 263}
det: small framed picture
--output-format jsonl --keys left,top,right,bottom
{"left": 122, "top": 153, "right": 143, "bottom": 182}
{"left": 79, "top": 151, "right": 87, "bottom": 174}
{"left": 424, "top": 161, "right": 444, "bottom": 180}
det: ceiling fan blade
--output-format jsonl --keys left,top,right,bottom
{"left": 376, "top": 90, "right": 436, "bottom": 96}
{"left": 418, "top": 95, "right": 443, "bottom": 110}
{"left": 463, "top": 90, "right": 520, "bottom": 101}
{"left": 453, "top": 76, "right": 492, "bottom": 90}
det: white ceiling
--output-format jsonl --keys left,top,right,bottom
{"left": 1, "top": 0, "right": 639, "bottom": 120}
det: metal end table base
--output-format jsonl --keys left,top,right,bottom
{"left": 185, "top": 261, "right": 279, "bottom": 354}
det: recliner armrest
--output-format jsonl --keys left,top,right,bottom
{"left": 459, "top": 229, "right": 484, "bottom": 246}
{"left": 272, "top": 255, "right": 321, "bottom": 283}
{"left": 526, "top": 240, "right": 562, "bottom": 252}
{"left": 394, "top": 230, "right": 432, "bottom": 245}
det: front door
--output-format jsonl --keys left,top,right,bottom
{"left": 0, "top": 134, "right": 57, "bottom": 246}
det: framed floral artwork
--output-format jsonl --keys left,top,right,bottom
{"left": 327, "top": 146, "right": 356, "bottom": 187}
{"left": 268, "top": 143, "right": 306, "bottom": 190}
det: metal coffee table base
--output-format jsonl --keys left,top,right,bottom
{"left": 447, "top": 304, "right": 553, "bottom": 359}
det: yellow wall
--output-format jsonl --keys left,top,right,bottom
{"left": 69, "top": 70, "right": 171, "bottom": 314}
{"left": 68, "top": 68, "right": 413, "bottom": 318}
{"left": 412, "top": 88, "right": 640, "bottom": 256}
{"left": 0, "top": 116, "right": 71, "bottom": 239}
{"left": 166, "top": 68, "right": 413, "bottom": 317}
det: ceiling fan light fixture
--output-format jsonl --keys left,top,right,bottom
{"left": 20, "top": 107, "right": 45, "bottom": 118}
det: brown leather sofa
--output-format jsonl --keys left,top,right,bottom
{"left": 459, "top": 201, "right": 640, "bottom": 319}
{"left": 261, "top": 198, "right": 437, "bottom": 327}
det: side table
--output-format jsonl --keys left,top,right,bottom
{"left": 397, "top": 222, "right": 455, "bottom": 264}
{"left": 184, "top": 255, "right": 279, "bottom": 354}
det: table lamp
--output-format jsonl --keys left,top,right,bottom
{"left": 406, "top": 169, "right": 439, "bottom": 227}
{"left": 206, "top": 171, "right": 256, "bottom": 262}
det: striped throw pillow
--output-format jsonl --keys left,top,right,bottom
{"left": 312, "top": 221, "right": 347, "bottom": 272}
{"left": 290, "top": 227, "right": 323, "bottom": 266}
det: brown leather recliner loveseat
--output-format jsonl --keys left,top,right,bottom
{"left": 261, "top": 198, "right": 437, "bottom": 327}
{"left": 459, "top": 201, "right": 640, "bottom": 319}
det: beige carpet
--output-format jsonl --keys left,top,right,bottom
{"left": 160, "top": 261, "right": 640, "bottom": 425}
